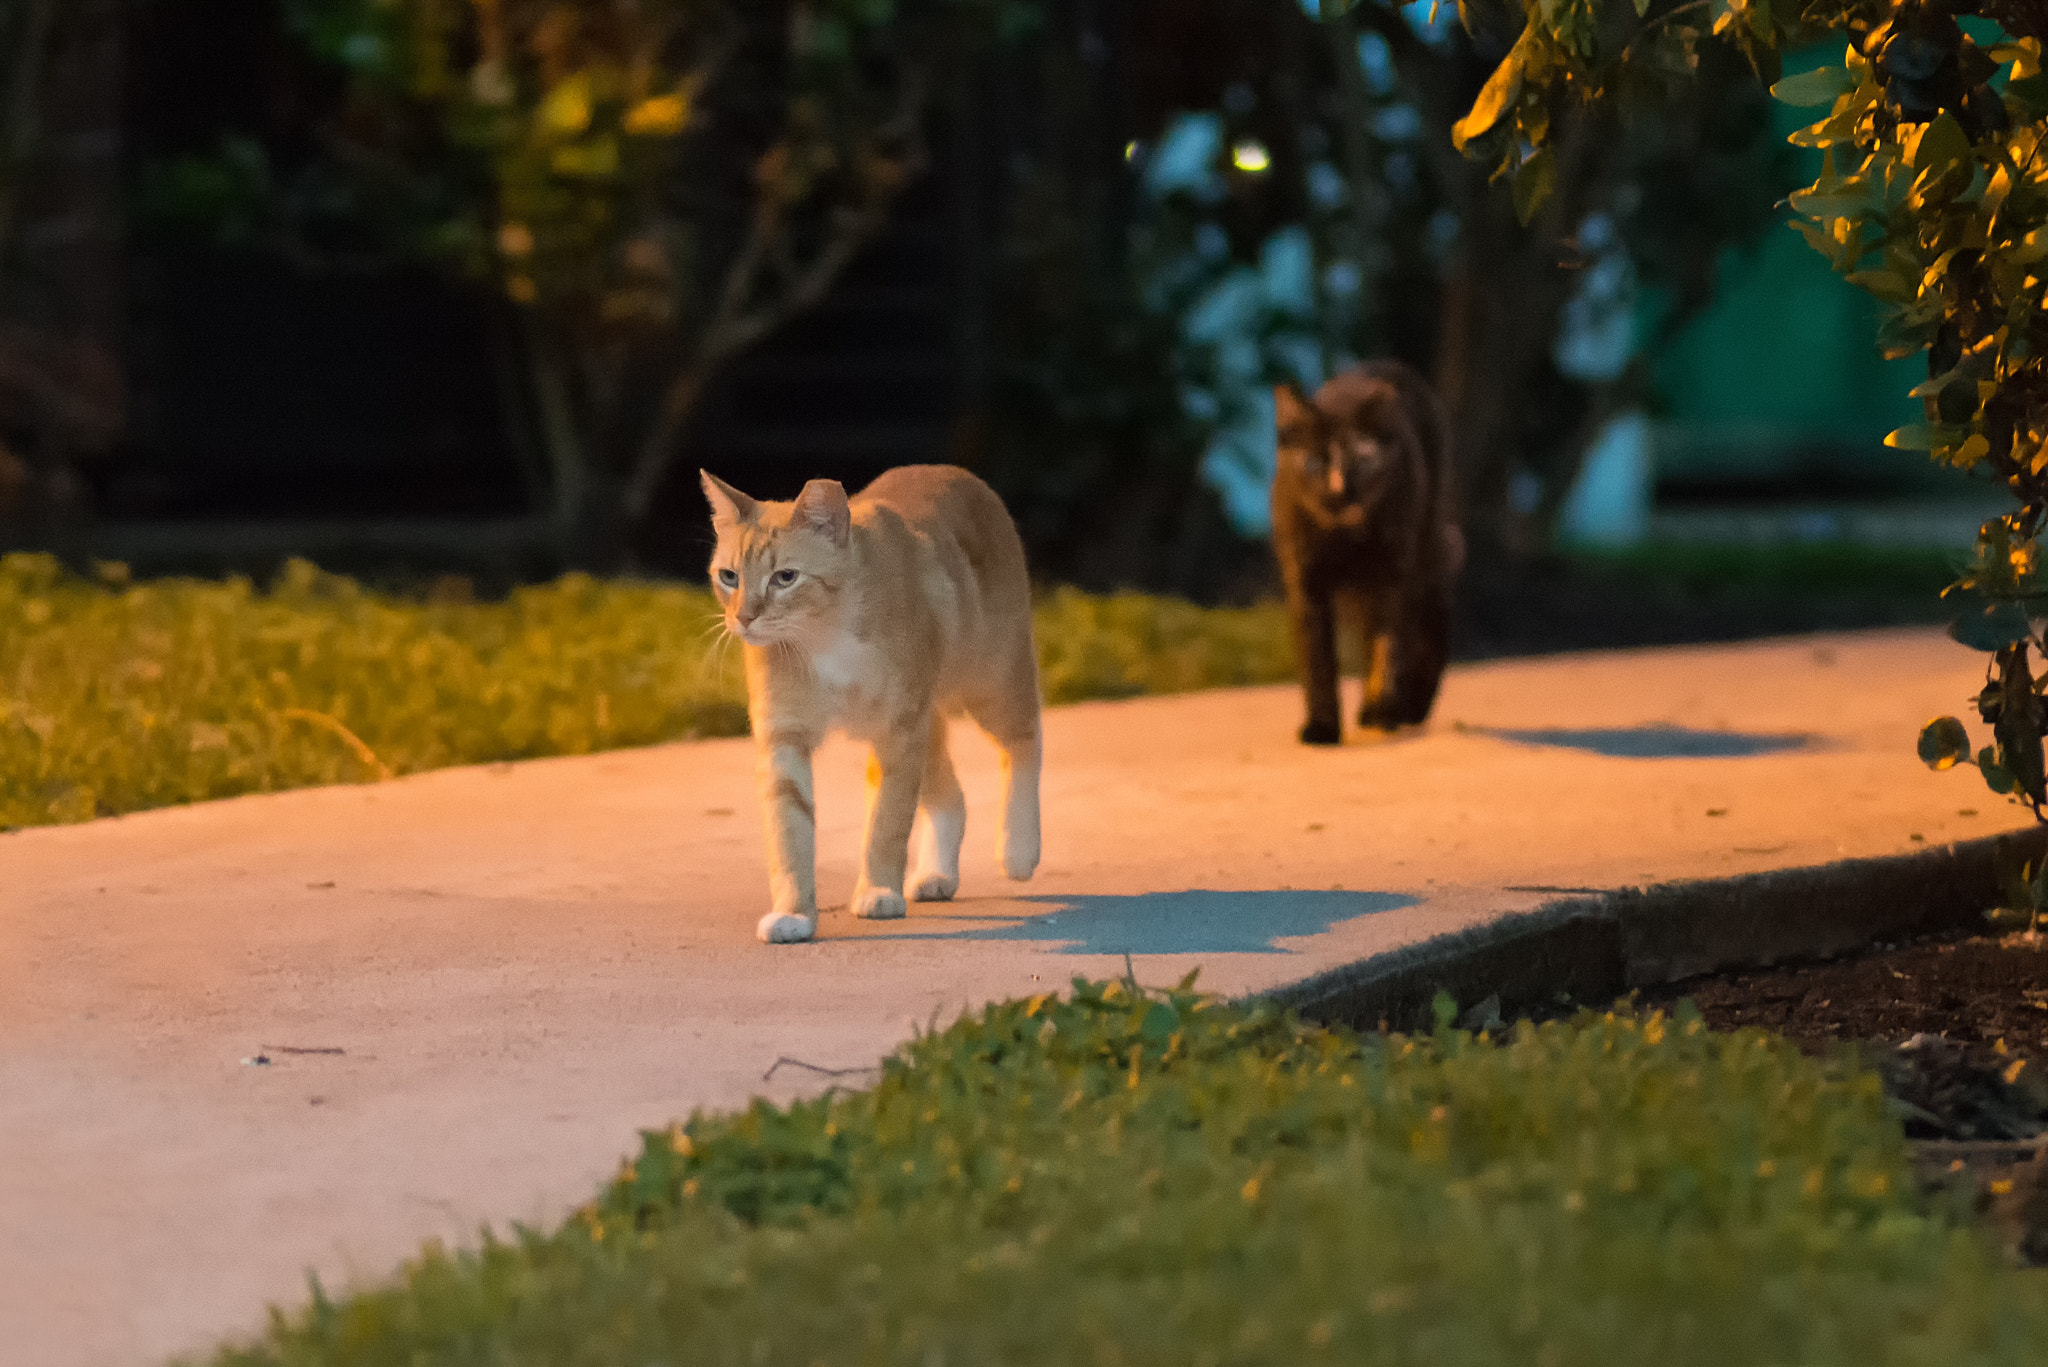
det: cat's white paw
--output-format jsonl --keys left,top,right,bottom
{"left": 757, "top": 911, "right": 816, "bottom": 944}
{"left": 1001, "top": 829, "right": 1039, "bottom": 881}
{"left": 908, "top": 869, "right": 958, "bottom": 902}
{"left": 852, "top": 887, "right": 908, "bottom": 920}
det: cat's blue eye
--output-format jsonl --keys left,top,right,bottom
{"left": 771, "top": 568, "right": 798, "bottom": 587}
{"left": 717, "top": 568, "right": 738, "bottom": 589}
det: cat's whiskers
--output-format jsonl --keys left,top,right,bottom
{"left": 697, "top": 610, "right": 748, "bottom": 677}
{"left": 696, "top": 623, "right": 732, "bottom": 655}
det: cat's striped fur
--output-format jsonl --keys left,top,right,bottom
{"left": 701, "top": 465, "right": 1042, "bottom": 943}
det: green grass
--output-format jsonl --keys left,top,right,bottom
{"left": 0, "top": 555, "right": 1294, "bottom": 829}
{"left": 194, "top": 980, "right": 2048, "bottom": 1367}
{"left": 1, "top": 542, "right": 1965, "bottom": 830}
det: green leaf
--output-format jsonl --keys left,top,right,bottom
{"left": 1771, "top": 65, "right": 1853, "bottom": 107}
{"left": 1876, "top": 310, "right": 1938, "bottom": 361}
{"left": 1979, "top": 746, "right": 2018, "bottom": 793}
{"left": 1512, "top": 145, "right": 1556, "bottom": 226}
{"left": 1907, "top": 112, "right": 1971, "bottom": 179}
{"left": 1884, "top": 424, "right": 1936, "bottom": 451}
{"left": 1452, "top": 37, "right": 1527, "bottom": 152}
{"left": 2008, "top": 73, "right": 2048, "bottom": 117}
{"left": 1983, "top": 155, "right": 2021, "bottom": 224}
{"left": 1950, "top": 603, "right": 2032, "bottom": 651}
{"left": 1787, "top": 182, "right": 1873, "bottom": 219}
{"left": 1788, "top": 110, "right": 1859, "bottom": 149}
{"left": 1916, "top": 717, "right": 1966, "bottom": 770}
{"left": 1430, "top": 991, "right": 1459, "bottom": 1032}
{"left": 1844, "top": 269, "right": 1913, "bottom": 302}
{"left": 1948, "top": 433, "right": 1991, "bottom": 468}
{"left": 1745, "top": 0, "right": 1775, "bottom": 43}
{"left": 1787, "top": 218, "right": 1845, "bottom": 266}
{"left": 1991, "top": 645, "right": 2048, "bottom": 804}
{"left": 1918, "top": 715, "right": 1971, "bottom": 770}
{"left": 1140, "top": 1001, "right": 1179, "bottom": 1044}
{"left": 1994, "top": 835, "right": 2035, "bottom": 909}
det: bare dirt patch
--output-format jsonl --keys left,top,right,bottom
{"left": 1639, "top": 930, "right": 2048, "bottom": 1263}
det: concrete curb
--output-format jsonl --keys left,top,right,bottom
{"left": 1265, "top": 826, "right": 2048, "bottom": 1032}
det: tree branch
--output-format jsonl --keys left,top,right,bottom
{"left": 620, "top": 70, "right": 931, "bottom": 523}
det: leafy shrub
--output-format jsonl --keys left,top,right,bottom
{"left": 198, "top": 982, "right": 2048, "bottom": 1366}
{"left": 1033, "top": 586, "right": 1294, "bottom": 704}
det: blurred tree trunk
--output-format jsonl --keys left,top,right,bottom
{"left": 0, "top": 0, "right": 126, "bottom": 544}
{"left": 961, "top": 0, "right": 1275, "bottom": 601}
{"left": 1429, "top": 108, "right": 1604, "bottom": 555}
{"left": 1359, "top": 4, "right": 1605, "bottom": 559}
{"left": 1342, "top": 1, "right": 1777, "bottom": 564}
{"left": 497, "top": 132, "right": 918, "bottom": 573}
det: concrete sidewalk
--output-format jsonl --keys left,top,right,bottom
{"left": 0, "top": 627, "right": 2018, "bottom": 1367}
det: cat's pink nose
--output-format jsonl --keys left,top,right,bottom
{"left": 736, "top": 608, "right": 758, "bottom": 627}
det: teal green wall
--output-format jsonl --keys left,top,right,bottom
{"left": 1644, "top": 46, "right": 1932, "bottom": 488}
{"left": 1651, "top": 232, "right": 1921, "bottom": 446}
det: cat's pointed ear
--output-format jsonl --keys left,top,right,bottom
{"left": 1274, "top": 381, "right": 1313, "bottom": 432}
{"left": 700, "top": 470, "right": 759, "bottom": 531}
{"left": 792, "top": 478, "right": 850, "bottom": 545}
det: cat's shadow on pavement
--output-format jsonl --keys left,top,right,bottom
{"left": 856, "top": 888, "right": 1417, "bottom": 955}
{"left": 1471, "top": 724, "right": 1815, "bottom": 759}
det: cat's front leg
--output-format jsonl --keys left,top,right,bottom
{"left": 1288, "top": 580, "right": 1342, "bottom": 746}
{"left": 851, "top": 720, "right": 927, "bottom": 920}
{"left": 1355, "top": 589, "right": 1401, "bottom": 731}
{"left": 756, "top": 730, "right": 820, "bottom": 944}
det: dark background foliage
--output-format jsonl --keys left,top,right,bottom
{"left": 0, "top": 0, "right": 1942, "bottom": 622}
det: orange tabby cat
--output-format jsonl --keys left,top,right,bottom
{"left": 701, "top": 465, "right": 1043, "bottom": 944}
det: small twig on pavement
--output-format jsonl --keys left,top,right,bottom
{"left": 762, "top": 1056, "right": 883, "bottom": 1084}
{"left": 259, "top": 1045, "right": 347, "bottom": 1056}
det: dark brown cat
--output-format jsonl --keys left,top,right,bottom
{"left": 1271, "top": 360, "right": 1462, "bottom": 746}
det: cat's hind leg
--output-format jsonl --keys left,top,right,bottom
{"left": 908, "top": 712, "right": 965, "bottom": 902}
{"left": 996, "top": 727, "right": 1041, "bottom": 881}
{"left": 1387, "top": 524, "right": 1461, "bottom": 726}
{"left": 1390, "top": 583, "right": 1453, "bottom": 726}
{"left": 966, "top": 664, "right": 1041, "bottom": 882}
{"left": 851, "top": 720, "right": 928, "bottom": 920}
